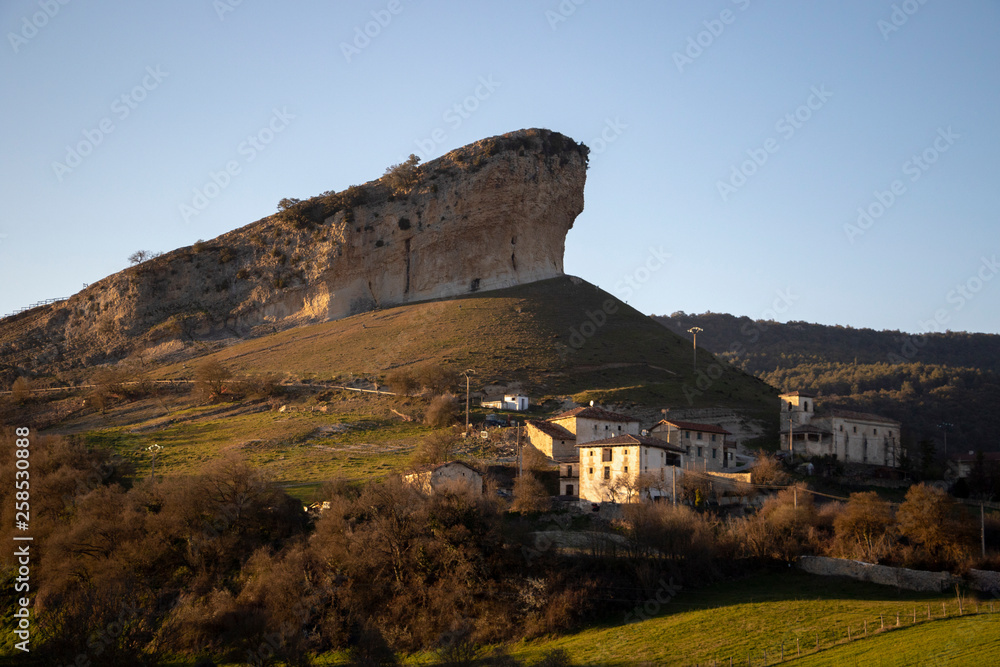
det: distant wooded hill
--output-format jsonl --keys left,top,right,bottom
{"left": 654, "top": 312, "right": 1000, "bottom": 458}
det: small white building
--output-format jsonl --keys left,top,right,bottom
{"left": 403, "top": 461, "right": 483, "bottom": 495}
{"left": 481, "top": 394, "right": 529, "bottom": 411}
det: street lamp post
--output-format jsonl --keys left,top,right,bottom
{"left": 147, "top": 443, "right": 162, "bottom": 482}
{"left": 687, "top": 327, "right": 703, "bottom": 373}
{"left": 938, "top": 422, "right": 954, "bottom": 460}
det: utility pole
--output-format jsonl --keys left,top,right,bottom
{"left": 461, "top": 369, "right": 475, "bottom": 431}
{"left": 982, "top": 501, "right": 987, "bottom": 560}
{"left": 687, "top": 327, "right": 703, "bottom": 373}
{"left": 516, "top": 421, "right": 522, "bottom": 476}
{"left": 671, "top": 464, "right": 677, "bottom": 506}
{"left": 938, "top": 422, "right": 953, "bottom": 460}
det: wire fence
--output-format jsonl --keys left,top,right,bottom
{"left": 686, "top": 597, "right": 999, "bottom": 667}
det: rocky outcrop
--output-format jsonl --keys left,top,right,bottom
{"left": 0, "top": 129, "right": 588, "bottom": 377}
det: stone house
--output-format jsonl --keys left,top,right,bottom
{"left": 779, "top": 391, "right": 902, "bottom": 467}
{"left": 549, "top": 405, "right": 641, "bottom": 446}
{"left": 575, "top": 434, "right": 684, "bottom": 504}
{"left": 403, "top": 461, "right": 483, "bottom": 495}
{"left": 649, "top": 419, "right": 734, "bottom": 471}
{"left": 525, "top": 419, "right": 577, "bottom": 460}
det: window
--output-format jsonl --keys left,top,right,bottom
{"left": 874, "top": 428, "right": 878, "bottom": 435}
{"left": 589, "top": 450, "right": 594, "bottom": 456}
{"left": 685, "top": 446, "right": 691, "bottom": 455}
{"left": 712, "top": 448, "right": 717, "bottom": 459}
{"left": 711, "top": 434, "right": 717, "bottom": 442}
{"left": 684, "top": 430, "right": 690, "bottom": 439}
{"left": 853, "top": 426, "right": 857, "bottom": 433}
{"left": 589, "top": 467, "right": 594, "bottom": 476}
{"left": 603, "top": 466, "right": 611, "bottom": 480}
{"left": 697, "top": 446, "right": 703, "bottom": 457}
{"left": 804, "top": 401, "right": 809, "bottom": 411}
{"left": 602, "top": 448, "right": 612, "bottom": 462}
{"left": 624, "top": 466, "right": 628, "bottom": 473}
{"left": 567, "top": 465, "right": 573, "bottom": 477}
{"left": 787, "top": 403, "right": 792, "bottom": 411}
{"left": 696, "top": 432, "right": 703, "bottom": 440}
{"left": 605, "top": 424, "right": 609, "bottom": 430}
{"left": 566, "top": 484, "right": 574, "bottom": 496}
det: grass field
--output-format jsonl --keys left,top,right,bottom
{"left": 185, "top": 571, "right": 996, "bottom": 666}
{"left": 497, "top": 571, "right": 995, "bottom": 667}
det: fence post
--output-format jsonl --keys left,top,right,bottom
{"left": 797, "top": 638, "right": 800, "bottom": 657}
{"left": 896, "top": 612, "right": 899, "bottom": 627}
{"left": 864, "top": 620, "right": 867, "bottom": 637}
{"left": 942, "top": 603, "right": 947, "bottom": 617}
{"left": 927, "top": 604, "right": 931, "bottom": 620}
{"left": 880, "top": 615, "right": 884, "bottom": 630}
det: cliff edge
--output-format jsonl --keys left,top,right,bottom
{"left": 0, "top": 129, "right": 588, "bottom": 377}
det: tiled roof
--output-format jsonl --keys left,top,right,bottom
{"left": 823, "top": 410, "right": 900, "bottom": 426}
{"left": 551, "top": 406, "right": 636, "bottom": 423}
{"left": 780, "top": 390, "right": 816, "bottom": 398}
{"left": 406, "top": 460, "right": 481, "bottom": 475}
{"left": 575, "top": 434, "right": 685, "bottom": 453}
{"left": 655, "top": 419, "right": 731, "bottom": 436}
{"left": 526, "top": 419, "right": 576, "bottom": 440}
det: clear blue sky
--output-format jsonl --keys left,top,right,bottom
{"left": 2, "top": 0, "right": 998, "bottom": 334}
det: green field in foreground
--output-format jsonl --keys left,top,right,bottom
{"left": 216, "top": 571, "right": 995, "bottom": 666}
{"left": 499, "top": 571, "right": 995, "bottom": 666}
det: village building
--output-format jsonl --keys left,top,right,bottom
{"left": 575, "top": 434, "right": 684, "bottom": 504}
{"left": 402, "top": 461, "right": 483, "bottom": 495}
{"left": 649, "top": 419, "right": 734, "bottom": 471}
{"left": 480, "top": 393, "right": 529, "bottom": 411}
{"left": 525, "top": 419, "right": 577, "bottom": 460}
{"left": 779, "top": 391, "right": 902, "bottom": 467}
{"left": 548, "top": 405, "right": 641, "bottom": 446}
{"left": 946, "top": 451, "right": 1000, "bottom": 481}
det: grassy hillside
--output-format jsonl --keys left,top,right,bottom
{"left": 290, "top": 570, "right": 996, "bottom": 666}
{"left": 153, "top": 277, "right": 777, "bottom": 420}
{"left": 656, "top": 312, "right": 1000, "bottom": 458}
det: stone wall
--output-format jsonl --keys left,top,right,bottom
{"left": 797, "top": 556, "right": 956, "bottom": 593}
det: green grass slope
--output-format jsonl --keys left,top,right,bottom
{"left": 501, "top": 572, "right": 996, "bottom": 667}
{"left": 159, "top": 276, "right": 777, "bottom": 418}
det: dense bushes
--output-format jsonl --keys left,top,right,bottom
{"left": 1, "top": 428, "right": 990, "bottom": 664}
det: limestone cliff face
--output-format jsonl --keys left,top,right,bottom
{"left": 0, "top": 129, "right": 588, "bottom": 375}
